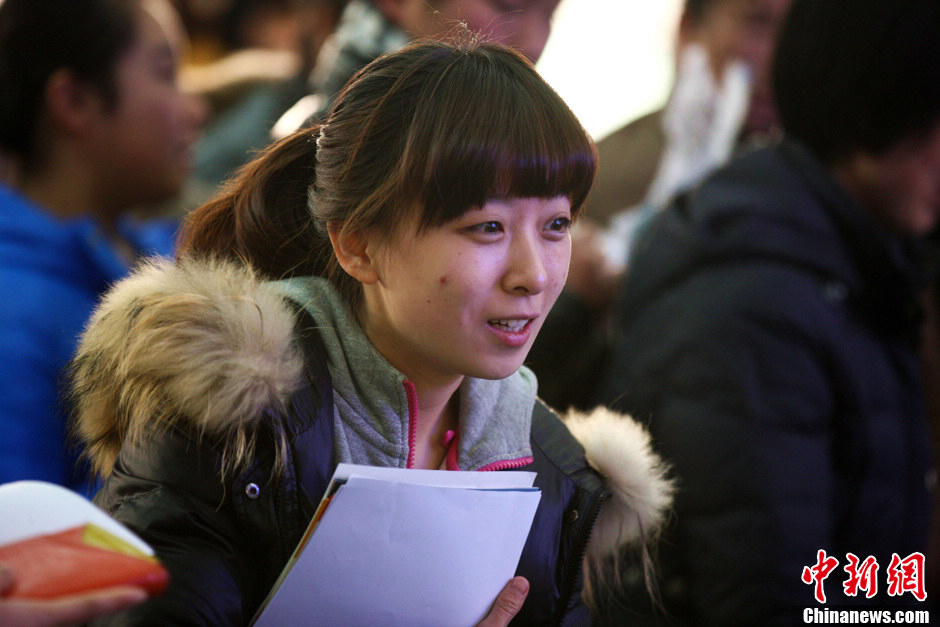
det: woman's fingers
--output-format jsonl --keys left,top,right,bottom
{"left": 477, "top": 576, "right": 529, "bottom": 627}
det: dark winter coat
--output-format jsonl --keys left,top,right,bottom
{"left": 596, "top": 139, "right": 932, "bottom": 625}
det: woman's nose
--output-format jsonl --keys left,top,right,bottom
{"left": 502, "top": 234, "right": 548, "bottom": 295}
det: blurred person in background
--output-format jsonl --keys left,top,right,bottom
{"left": 191, "top": 0, "right": 561, "bottom": 196}
{"left": 0, "top": 0, "right": 205, "bottom": 494}
{"left": 527, "top": 0, "right": 793, "bottom": 412}
{"left": 189, "top": 0, "right": 347, "bottom": 195}
{"left": 177, "top": 0, "right": 347, "bottom": 120}
{"left": 173, "top": 0, "right": 316, "bottom": 63}
{"left": 220, "top": 0, "right": 308, "bottom": 52}
{"left": 589, "top": 0, "right": 792, "bottom": 228}
{"left": 595, "top": 0, "right": 939, "bottom": 622}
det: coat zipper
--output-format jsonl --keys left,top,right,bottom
{"left": 558, "top": 490, "right": 610, "bottom": 623}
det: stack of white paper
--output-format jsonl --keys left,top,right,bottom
{"left": 251, "top": 464, "right": 541, "bottom": 627}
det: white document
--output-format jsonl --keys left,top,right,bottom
{"left": 252, "top": 464, "right": 541, "bottom": 627}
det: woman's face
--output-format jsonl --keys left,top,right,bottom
{"left": 360, "top": 196, "right": 572, "bottom": 389}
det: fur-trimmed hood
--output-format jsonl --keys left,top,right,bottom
{"left": 71, "top": 257, "right": 672, "bottom": 562}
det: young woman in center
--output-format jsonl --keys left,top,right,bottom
{"left": 70, "top": 37, "right": 672, "bottom": 625}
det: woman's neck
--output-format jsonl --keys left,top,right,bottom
{"left": 408, "top": 377, "right": 461, "bottom": 470}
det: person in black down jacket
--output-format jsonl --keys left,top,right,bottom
{"left": 594, "top": 0, "right": 940, "bottom": 624}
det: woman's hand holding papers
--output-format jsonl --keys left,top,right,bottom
{"left": 477, "top": 576, "right": 529, "bottom": 627}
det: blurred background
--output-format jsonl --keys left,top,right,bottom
{"left": 537, "top": 0, "right": 683, "bottom": 140}
{"left": 173, "top": 0, "right": 685, "bottom": 142}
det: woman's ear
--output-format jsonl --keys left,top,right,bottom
{"left": 327, "top": 223, "right": 380, "bottom": 285}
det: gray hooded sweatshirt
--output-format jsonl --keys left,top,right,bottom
{"left": 271, "top": 276, "right": 537, "bottom": 471}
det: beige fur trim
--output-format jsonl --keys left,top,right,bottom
{"left": 70, "top": 257, "right": 304, "bottom": 477}
{"left": 564, "top": 406, "right": 674, "bottom": 557}
{"left": 564, "top": 407, "right": 673, "bottom": 606}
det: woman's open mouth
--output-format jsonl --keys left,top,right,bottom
{"left": 487, "top": 318, "right": 534, "bottom": 348}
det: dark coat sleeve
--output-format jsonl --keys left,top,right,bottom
{"left": 92, "top": 485, "right": 250, "bottom": 626}
{"left": 90, "top": 429, "right": 270, "bottom": 626}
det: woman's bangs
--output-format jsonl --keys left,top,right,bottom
{"left": 412, "top": 48, "right": 596, "bottom": 227}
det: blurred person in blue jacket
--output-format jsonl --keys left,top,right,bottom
{"left": 0, "top": 0, "right": 205, "bottom": 493}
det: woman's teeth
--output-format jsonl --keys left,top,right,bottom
{"left": 490, "top": 319, "right": 528, "bottom": 333}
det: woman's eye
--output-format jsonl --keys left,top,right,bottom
{"left": 469, "top": 221, "right": 504, "bottom": 234}
{"left": 547, "top": 217, "right": 572, "bottom": 232}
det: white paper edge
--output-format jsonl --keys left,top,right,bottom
{"left": 0, "top": 480, "right": 154, "bottom": 556}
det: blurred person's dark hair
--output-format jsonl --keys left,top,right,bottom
{"left": 773, "top": 0, "right": 940, "bottom": 164}
{"left": 0, "top": 0, "right": 137, "bottom": 170}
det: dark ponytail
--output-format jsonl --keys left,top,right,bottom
{"left": 178, "top": 128, "right": 331, "bottom": 281}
